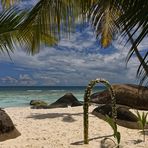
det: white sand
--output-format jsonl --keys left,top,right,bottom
{"left": 0, "top": 106, "right": 148, "bottom": 148}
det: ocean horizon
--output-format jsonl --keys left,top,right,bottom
{"left": 0, "top": 86, "right": 105, "bottom": 108}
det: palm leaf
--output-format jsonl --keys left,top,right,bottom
{"left": 136, "top": 110, "right": 148, "bottom": 129}
{"left": 89, "top": 0, "right": 120, "bottom": 47}
{"left": 87, "top": 0, "right": 148, "bottom": 85}
{"left": 105, "top": 115, "right": 117, "bottom": 133}
{"left": 0, "top": 7, "right": 25, "bottom": 54}
{"left": 1, "top": 0, "right": 19, "bottom": 9}
{"left": 19, "top": 0, "right": 83, "bottom": 54}
{"left": 0, "top": 6, "right": 56, "bottom": 55}
{"left": 117, "top": 0, "right": 148, "bottom": 85}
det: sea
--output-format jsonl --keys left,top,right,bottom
{"left": 0, "top": 86, "right": 105, "bottom": 108}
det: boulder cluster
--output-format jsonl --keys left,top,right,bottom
{"left": 30, "top": 93, "right": 82, "bottom": 109}
{"left": 91, "top": 84, "right": 148, "bottom": 129}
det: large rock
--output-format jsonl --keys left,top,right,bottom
{"left": 0, "top": 109, "right": 21, "bottom": 141}
{"left": 30, "top": 93, "right": 82, "bottom": 109}
{"left": 48, "top": 93, "right": 82, "bottom": 108}
{"left": 90, "top": 84, "right": 148, "bottom": 110}
{"left": 92, "top": 105, "right": 148, "bottom": 129}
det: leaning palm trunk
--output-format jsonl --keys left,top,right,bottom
{"left": 83, "top": 78, "right": 116, "bottom": 144}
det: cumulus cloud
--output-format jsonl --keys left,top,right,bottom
{"left": 0, "top": 25, "right": 144, "bottom": 86}
{"left": 0, "top": 74, "right": 36, "bottom": 86}
{"left": 0, "top": 76, "right": 18, "bottom": 85}
{"left": 18, "top": 74, "right": 36, "bottom": 85}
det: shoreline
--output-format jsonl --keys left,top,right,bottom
{"left": 0, "top": 106, "right": 148, "bottom": 148}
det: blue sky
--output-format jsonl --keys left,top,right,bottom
{"left": 0, "top": 1, "right": 147, "bottom": 86}
{"left": 1, "top": 24, "right": 146, "bottom": 86}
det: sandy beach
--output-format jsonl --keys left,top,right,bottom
{"left": 0, "top": 106, "right": 148, "bottom": 148}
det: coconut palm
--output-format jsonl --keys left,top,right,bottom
{"left": 19, "top": 0, "right": 82, "bottom": 54}
{"left": 1, "top": 0, "right": 83, "bottom": 54}
{"left": 87, "top": 0, "right": 148, "bottom": 85}
{"left": 0, "top": 0, "right": 58, "bottom": 55}
{"left": 115, "top": 0, "right": 148, "bottom": 85}
{"left": 1, "top": 0, "right": 18, "bottom": 9}
{"left": 0, "top": 8, "right": 25, "bottom": 54}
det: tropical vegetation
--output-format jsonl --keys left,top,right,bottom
{"left": 105, "top": 115, "right": 120, "bottom": 147}
{"left": 136, "top": 110, "right": 148, "bottom": 142}
{"left": 0, "top": 0, "right": 148, "bottom": 85}
{"left": 83, "top": 78, "right": 117, "bottom": 144}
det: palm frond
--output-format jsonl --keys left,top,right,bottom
{"left": 0, "top": 7, "right": 25, "bottom": 54}
{"left": 19, "top": 0, "right": 83, "bottom": 54}
{"left": 117, "top": 0, "right": 148, "bottom": 85}
{"left": 79, "top": 0, "right": 98, "bottom": 14}
{"left": 88, "top": 0, "right": 148, "bottom": 85}
{"left": 0, "top": 6, "right": 56, "bottom": 56}
{"left": 89, "top": 0, "right": 120, "bottom": 47}
{"left": 137, "top": 52, "right": 148, "bottom": 85}
{"left": 1, "top": 0, "right": 19, "bottom": 9}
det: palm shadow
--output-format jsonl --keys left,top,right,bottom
{"left": 130, "top": 139, "right": 143, "bottom": 144}
{"left": 71, "top": 134, "right": 113, "bottom": 145}
{"left": 27, "top": 112, "right": 84, "bottom": 123}
{"left": 139, "top": 130, "right": 148, "bottom": 135}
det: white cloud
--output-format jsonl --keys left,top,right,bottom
{"left": 0, "top": 76, "right": 18, "bottom": 85}
{"left": 18, "top": 74, "right": 36, "bottom": 85}
{"left": 0, "top": 74, "right": 36, "bottom": 86}
{"left": 0, "top": 26, "right": 144, "bottom": 86}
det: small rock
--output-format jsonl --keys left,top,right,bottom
{"left": 100, "top": 138, "right": 116, "bottom": 148}
{"left": 30, "top": 100, "right": 48, "bottom": 106}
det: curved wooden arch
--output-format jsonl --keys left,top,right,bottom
{"left": 83, "top": 78, "right": 117, "bottom": 144}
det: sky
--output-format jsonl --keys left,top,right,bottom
{"left": 0, "top": 1, "right": 147, "bottom": 86}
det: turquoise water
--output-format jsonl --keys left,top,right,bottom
{"left": 0, "top": 86, "right": 105, "bottom": 108}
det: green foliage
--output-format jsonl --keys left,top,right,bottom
{"left": 1, "top": 0, "right": 19, "bottom": 9}
{"left": 105, "top": 115, "right": 121, "bottom": 146}
{"left": 88, "top": 0, "right": 148, "bottom": 85}
{"left": 136, "top": 110, "right": 148, "bottom": 142}
{"left": 89, "top": 0, "right": 119, "bottom": 48}
{"left": 19, "top": 0, "right": 82, "bottom": 55}
{"left": 0, "top": 8, "right": 25, "bottom": 54}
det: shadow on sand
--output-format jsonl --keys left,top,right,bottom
{"left": 71, "top": 134, "right": 113, "bottom": 145}
{"left": 27, "top": 111, "right": 95, "bottom": 123}
{"left": 139, "top": 130, "right": 148, "bottom": 136}
{"left": 27, "top": 112, "right": 84, "bottom": 123}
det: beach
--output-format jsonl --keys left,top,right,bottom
{"left": 0, "top": 106, "right": 147, "bottom": 148}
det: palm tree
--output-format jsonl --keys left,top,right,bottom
{"left": 0, "top": 8, "right": 26, "bottom": 55}
{"left": 0, "top": 0, "right": 58, "bottom": 55}
{"left": 87, "top": 0, "right": 148, "bottom": 85}
{"left": 120, "top": 0, "right": 148, "bottom": 85}
{"left": 1, "top": 0, "right": 83, "bottom": 54}
{"left": 0, "top": 0, "right": 148, "bottom": 85}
